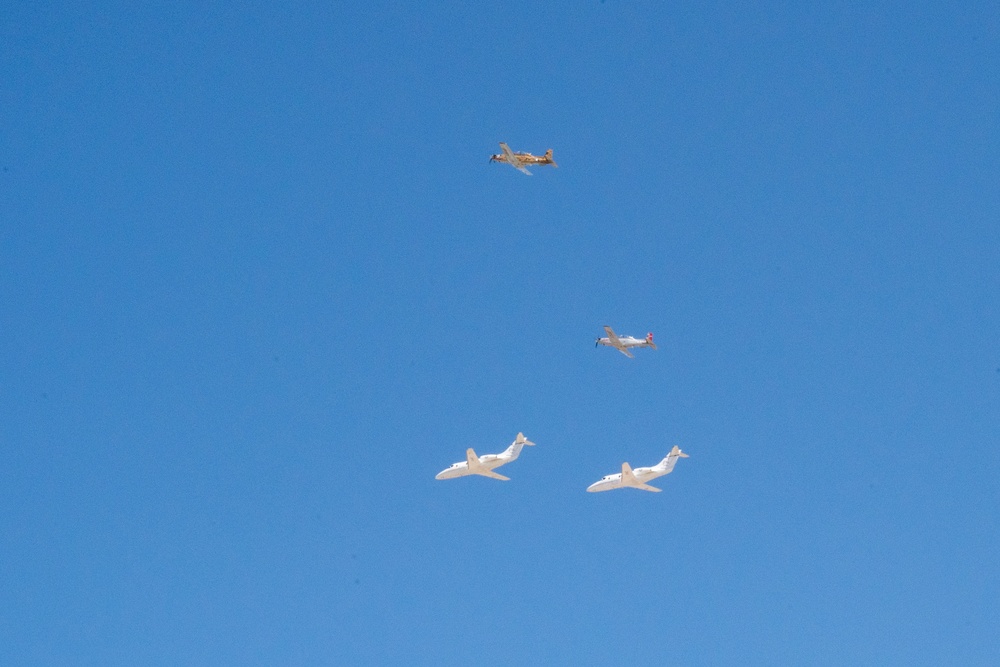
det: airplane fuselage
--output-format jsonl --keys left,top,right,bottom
{"left": 490, "top": 153, "right": 556, "bottom": 166}
{"left": 596, "top": 335, "right": 649, "bottom": 348}
{"left": 586, "top": 466, "right": 663, "bottom": 492}
{"left": 435, "top": 457, "right": 502, "bottom": 480}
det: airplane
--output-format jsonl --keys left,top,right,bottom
{"left": 595, "top": 326, "right": 657, "bottom": 358}
{"left": 435, "top": 432, "right": 536, "bottom": 481}
{"left": 587, "top": 446, "right": 689, "bottom": 493}
{"left": 489, "top": 142, "right": 557, "bottom": 175}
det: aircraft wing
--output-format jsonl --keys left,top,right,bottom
{"left": 500, "top": 142, "right": 532, "bottom": 175}
{"left": 500, "top": 142, "right": 519, "bottom": 164}
{"left": 465, "top": 448, "right": 510, "bottom": 480}
{"left": 622, "top": 462, "right": 661, "bottom": 492}
{"left": 632, "top": 480, "right": 661, "bottom": 492}
{"left": 603, "top": 326, "right": 633, "bottom": 357}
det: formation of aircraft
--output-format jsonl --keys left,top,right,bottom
{"left": 489, "top": 142, "right": 558, "bottom": 175}
{"left": 435, "top": 432, "right": 535, "bottom": 481}
{"left": 434, "top": 146, "right": 694, "bottom": 495}
{"left": 595, "top": 326, "right": 657, "bottom": 358}
{"left": 434, "top": 433, "right": 691, "bottom": 492}
{"left": 586, "top": 446, "right": 689, "bottom": 493}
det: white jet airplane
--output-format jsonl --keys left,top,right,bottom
{"left": 586, "top": 446, "right": 689, "bottom": 492}
{"left": 435, "top": 432, "right": 536, "bottom": 481}
{"left": 595, "top": 326, "right": 657, "bottom": 358}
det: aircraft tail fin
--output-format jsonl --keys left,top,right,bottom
{"left": 656, "top": 446, "right": 689, "bottom": 472}
{"left": 646, "top": 332, "right": 657, "bottom": 349}
{"left": 503, "top": 432, "right": 535, "bottom": 460}
{"left": 544, "top": 149, "right": 557, "bottom": 167}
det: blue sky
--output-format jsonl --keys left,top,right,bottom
{"left": 2, "top": 1, "right": 999, "bottom": 664}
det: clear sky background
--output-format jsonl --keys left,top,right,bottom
{"left": 2, "top": 1, "right": 999, "bottom": 664}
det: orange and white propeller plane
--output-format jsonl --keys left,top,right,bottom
{"left": 489, "top": 142, "right": 558, "bottom": 175}
{"left": 595, "top": 326, "right": 657, "bottom": 358}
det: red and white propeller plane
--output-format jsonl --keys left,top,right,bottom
{"left": 595, "top": 326, "right": 657, "bottom": 358}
